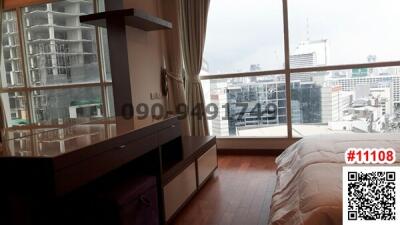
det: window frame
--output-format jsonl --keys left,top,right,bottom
{"left": 200, "top": 0, "right": 400, "bottom": 147}
{"left": 0, "top": 0, "right": 113, "bottom": 131}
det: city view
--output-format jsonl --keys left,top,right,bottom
{"left": 202, "top": 39, "right": 400, "bottom": 137}
{"left": 2, "top": 0, "right": 400, "bottom": 139}
{"left": 1, "top": 0, "right": 112, "bottom": 128}
{"left": 201, "top": 0, "right": 400, "bottom": 137}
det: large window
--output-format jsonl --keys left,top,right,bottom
{"left": 202, "top": 75, "right": 288, "bottom": 137}
{"left": 1, "top": 0, "right": 113, "bottom": 128}
{"left": 202, "top": 0, "right": 285, "bottom": 75}
{"left": 288, "top": 0, "right": 400, "bottom": 67}
{"left": 202, "top": 0, "right": 400, "bottom": 137}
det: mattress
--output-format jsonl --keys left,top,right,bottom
{"left": 268, "top": 133, "right": 400, "bottom": 225}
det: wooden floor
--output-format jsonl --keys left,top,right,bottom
{"left": 171, "top": 155, "right": 277, "bottom": 225}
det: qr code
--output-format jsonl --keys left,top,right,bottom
{"left": 343, "top": 167, "right": 400, "bottom": 225}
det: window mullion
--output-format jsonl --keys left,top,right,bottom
{"left": 282, "top": 0, "right": 292, "bottom": 139}
{"left": 16, "top": 8, "right": 34, "bottom": 125}
{"left": 93, "top": 0, "right": 108, "bottom": 118}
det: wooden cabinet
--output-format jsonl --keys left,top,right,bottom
{"left": 162, "top": 137, "right": 217, "bottom": 223}
{"left": 197, "top": 145, "right": 217, "bottom": 186}
{"left": 163, "top": 163, "right": 197, "bottom": 220}
{"left": 0, "top": 116, "right": 216, "bottom": 225}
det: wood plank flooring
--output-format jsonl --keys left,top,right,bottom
{"left": 171, "top": 155, "right": 277, "bottom": 225}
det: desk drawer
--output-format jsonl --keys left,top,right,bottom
{"left": 54, "top": 134, "right": 157, "bottom": 195}
{"left": 158, "top": 124, "right": 180, "bottom": 146}
{"left": 163, "top": 162, "right": 196, "bottom": 220}
{"left": 197, "top": 145, "right": 217, "bottom": 185}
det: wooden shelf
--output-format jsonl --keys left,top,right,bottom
{"left": 161, "top": 136, "right": 216, "bottom": 185}
{"left": 80, "top": 8, "right": 172, "bottom": 31}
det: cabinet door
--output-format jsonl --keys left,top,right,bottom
{"left": 197, "top": 145, "right": 217, "bottom": 185}
{"left": 163, "top": 163, "right": 196, "bottom": 220}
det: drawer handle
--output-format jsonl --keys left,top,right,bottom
{"left": 171, "top": 125, "right": 176, "bottom": 128}
{"left": 117, "top": 145, "right": 127, "bottom": 150}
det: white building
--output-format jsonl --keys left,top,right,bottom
{"left": 321, "top": 86, "right": 352, "bottom": 123}
{"left": 290, "top": 39, "right": 329, "bottom": 82}
{"left": 24, "top": 1, "right": 98, "bottom": 86}
{"left": 290, "top": 39, "right": 329, "bottom": 68}
{"left": 327, "top": 75, "right": 400, "bottom": 105}
{"left": 209, "top": 80, "right": 229, "bottom": 136}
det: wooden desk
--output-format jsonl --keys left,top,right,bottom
{"left": 0, "top": 117, "right": 217, "bottom": 225}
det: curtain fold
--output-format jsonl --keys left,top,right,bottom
{"left": 161, "top": 0, "right": 190, "bottom": 136}
{"left": 180, "top": 0, "right": 210, "bottom": 136}
{"left": 0, "top": 0, "right": 5, "bottom": 137}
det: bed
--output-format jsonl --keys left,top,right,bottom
{"left": 268, "top": 133, "right": 400, "bottom": 225}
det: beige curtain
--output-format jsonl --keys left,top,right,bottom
{"left": 180, "top": 0, "right": 210, "bottom": 136}
{"left": 162, "top": 0, "right": 190, "bottom": 136}
{"left": 0, "top": 0, "right": 4, "bottom": 137}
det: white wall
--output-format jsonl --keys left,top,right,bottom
{"left": 122, "top": 0, "right": 167, "bottom": 127}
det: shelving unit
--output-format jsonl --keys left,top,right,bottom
{"left": 79, "top": 8, "right": 172, "bottom": 133}
{"left": 161, "top": 136, "right": 216, "bottom": 185}
{"left": 160, "top": 136, "right": 217, "bottom": 222}
{"left": 80, "top": 8, "right": 172, "bottom": 31}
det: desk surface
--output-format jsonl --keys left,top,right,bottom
{"left": 0, "top": 116, "right": 182, "bottom": 196}
{"left": 0, "top": 116, "right": 175, "bottom": 159}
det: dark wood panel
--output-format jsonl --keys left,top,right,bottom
{"left": 54, "top": 133, "right": 158, "bottom": 195}
{"left": 158, "top": 124, "right": 181, "bottom": 146}
{"left": 0, "top": 117, "right": 180, "bottom": 197}
{"left": 0, "top": 116, "right": 219, "bottom": 225}
{"left": 80, "top": 8, "right": 172, "bottom": 30}
{"left": 51, "top": 118, "right": 173, "bottom": 171}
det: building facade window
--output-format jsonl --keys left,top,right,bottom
{"left": 1, "top": 0, "right": 113, "bottom": 128}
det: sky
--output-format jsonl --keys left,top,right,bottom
{"left": 203, "top": 0, "right": 400, "bottom": 74}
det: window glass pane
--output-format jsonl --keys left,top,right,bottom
{"left": 100, "top": 28, "right": 112, "bottom": 81}
{"left": 106, "top": 85, "right": 115, "bottom": 116}
{"left": 202, "top": 0, "right": 284, "bottom": 75}
{"left": 31, "top": 86, "right": 104, "bottom": 124}
{"left": 202, "top": 75, "right": 287, "bottom": 137}
{"left": 291, "top": 67, "right": 400, "bottom": 137}
{"left": 1, "top": 11, "right": 24, "bottom": 88}
{"left": 22, "top": 0, "right": 100, "bottom": 86}
{"left": 1, "top": 92, "right": 30, "bottom": 127}
{"left": 96, "top": 0, "right": 112, "bottom": 81}
{"left": 97, "top": 0, "right": 105, "bottom": 12}
{"left": 288, "top": 0, "right": 400, "bottom": 68}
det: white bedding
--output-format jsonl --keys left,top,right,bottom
{"left": 268, "top": 133, "right": 400, "bottom": 225}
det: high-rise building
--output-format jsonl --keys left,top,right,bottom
{"left": 2, "top": 11, "right": 28, "bottom": 126}
{"left": 327, "top": 75, "right": 400, "bottom": 104}
{"left": 321, "top": 86, "right": 352, "bottom": 123}
{"left": 2, "top": 1, "right": 104, "bottom": 124}
{"left": 291, "top": 82, "right": 322, "bottom": 124}
{"left": 214, "top": 79, "right": 322, "bottom": 135}
{"left": 23, "top": 1, "right": 99, "bottom": 86}
{"left": 290, "top": 39, "right": 329, "bottom": 82}
{"left": 290, "top": 39, "right": 329, "bottom": 68}
{"left": 208, "top": 79, "right": 229, "bottom": 136}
